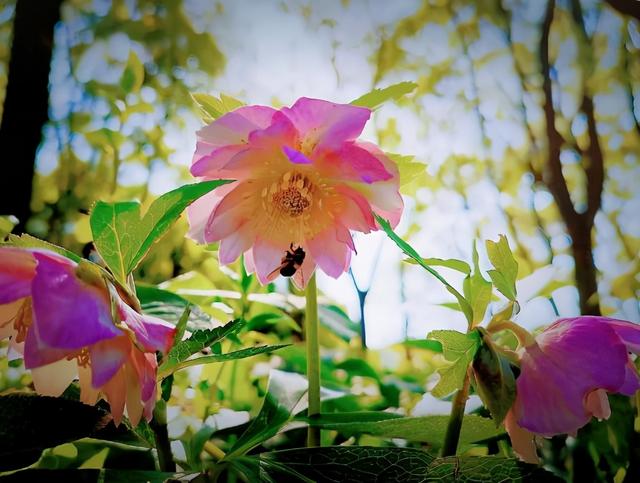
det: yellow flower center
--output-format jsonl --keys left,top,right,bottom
{"left": 263, "top": 171, "right": 314, "bottom": 218}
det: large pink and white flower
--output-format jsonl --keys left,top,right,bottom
{"left": 187, "top": 97, "right": 403, "bottom": 287}
{"left": 505, "top": 316, "right": 640, "bottom": 463}
{"left": 0, "top": 247, "right": 175, "bottom": 425}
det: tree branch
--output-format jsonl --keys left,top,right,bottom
{"left": 605, "top": 0, "right": 640, "bottom": 22}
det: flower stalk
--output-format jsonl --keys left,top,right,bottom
{"left": 150, "top": 400, "right": 176, "bottom": 472}
{"left": 305, "top": 273, "right": 321, "bottom": 447}
{"left": 441, "top": 367, "right": 472, "bottom": 457}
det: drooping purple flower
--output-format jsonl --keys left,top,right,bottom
{"left": 506, "top": 316, "right": 640, "bottom": 462}
{"left": 0, "top": 247, "right": 175, "bottom": 425}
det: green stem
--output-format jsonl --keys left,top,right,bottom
{"left": 305, "top": 273, "right": 321, "bottom": 447}
{"left": 441, "top": 368, "right": 471, "bottom": 457}
{"left": 150, "top": 400, "right": 176, "bottom": 472}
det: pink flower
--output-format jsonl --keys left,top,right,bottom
{"left": 0, "top": 247, "right": 175, "bottom": 425}
{"left": 505, "top": 316, "right": 640, "bottom": 463}
{"left": 187, "top": 97, "right": 403, "bottom": 287}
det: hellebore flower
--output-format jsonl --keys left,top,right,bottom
{"left": 505, "top": 316, "right": 640, "bottom": 463}
{"left": 187, "top": 97, "right": 403, "bottom": 287}
{"left": 0, "top": 247, "right": 175, "bottom": 425}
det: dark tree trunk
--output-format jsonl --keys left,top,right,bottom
{"left": 539, "top": 0, "right": 603, "bottom": 316}
{"left": 0, "top": 0, "right": 63, "bottom": 232}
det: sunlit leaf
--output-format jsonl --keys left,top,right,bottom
{"left": 191, "top": 92, "right": 245, "bottom": 123}
{"left": 5, "top": 233, "right": 82, "bottom": 262}
{"left": 486, "top": 235, "right": 518, "bottom": 301}
{"left": 350, "top": 81, "right": 418, "bottom": 109}
{"left": 428, "top": 329, "right": 480, "bottom": 397}
{"left": 306, "top": 412, "right": 503, "bottom": 448}
{"left": 120, "top": 50, "right": 144, "bottom": 94}
{"left": 90, "top": 180, "right": 231, "bottom": 286}
{"left": 463, "top": 242, "right": 492, "bottom": 325}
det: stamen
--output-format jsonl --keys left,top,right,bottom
{"left": 265, "top": 172, "right": 314, "bottom": 218}
{"left": 14, "top": 299, "right": 33, "bottom": 343}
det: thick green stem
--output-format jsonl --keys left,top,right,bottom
{"left": 150, "top": 400, "right": 176, "bottom": 472}
{"left": 305, "top": 273, "right": 321, "bottom": 447}
{"left": 441, "top": 368, "right": 471, "bottom": 456}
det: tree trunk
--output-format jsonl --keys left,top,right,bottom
{"left": 0, "top": 0, "right": 63, "bottom": 232}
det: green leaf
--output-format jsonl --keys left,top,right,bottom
{"left": 463, "top": 242, "right": 492, "bottom": 326}
{"left": 486, "top": 235, "right": 518, "bottom": 301}
{"left": 226, "top": 370, "right": 309, "bottom": 459}
{"left": 185, "top": 424, "right": 215, "bottom": 471}
{"left": 120, "top": 50, "right": 144, "bottom": 94}
{"left": 386, "top": 153, "right": 428, "bottom": 195}
{"left": 191, "top": 92, "right": 245, "bottom": 123}
{"left": 306, "top": 413, "right": 503, "bottom": 448}
{"left": 471, "top": 329, "right": 516, "bottom": 426}
{"left": 5, "top": 233, "right": 82, "bottom": 263}
{"left": 0, "top": 393, "right": 111, "bottom": 471}
{"left": 166, "top": 344, "right": 289, "bottom": 375}
{"left": 376, "top": 214, "right": 473, "bottom": 325}
{"left": 90, "top": 180, "right": 231, "bottom": 285}
{"left": 427, "top": 330, "right": 480, "bottom": 398}
{"left": 158, "top": 319, "right": 245, "bottom": 377}
{"left": 350, "top": 81, "right": 418, "bottom": 109}
{"left": 405, "top": 256, "right": 471, "bottom": 275}
{"left": 402, "top": 338, "right": 444, "bottom": 353}
{"left": 256, "top": 448, "right": 561, "bottom": 482}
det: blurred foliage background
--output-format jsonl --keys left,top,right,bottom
{"left": 0, "top": 0, "right": 639, "bottom": 480}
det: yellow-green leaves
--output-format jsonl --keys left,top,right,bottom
{"left": 463, "top": 242, "right": 492, "bottom": 326}
{"left": 486, "top": 235, "right": 518, "bottom": 301}
{"left": 350, "top": 81, "right": 418, "bottom": 110}
{"left": 428, "top": 330, "right": 480, "bottom": 398}
{"left": 191, "top": 93, "right": 245, "bottom": 124}
{"left": 90, "top": 180, "right": 231, "bottom": 286}
{"left": 120, "top": 51, "right": 144, "bottom": 94}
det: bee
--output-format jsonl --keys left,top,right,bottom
{"left": 269, "top": 244, "right": 306, "bottom": 279}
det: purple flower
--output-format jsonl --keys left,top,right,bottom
{"left": 0, "top": 247, "right": 175, "bottom": 425}
{"left": 506, "top": 316, "right": 640, "bottom": 462}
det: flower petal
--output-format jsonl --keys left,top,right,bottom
{"left": 0, "top": 299, "right": 23, "bottom": 339}
{"left": 31, "top": 357, "right": 77, "bottom": 397}
{"left": 89, "top": 336, "right": 130, "bottom": 388}
{"left": 205, "top": 182, "right": 260, "bottom": 242}
{"left": 119, "top": 301, "right": 176, "bottom": 353}
{"left": 307, "top": 228, "right": 352, "bottom": 278}
{"left": 504, "top": 409, "right": 539, "bottom": 464}
{"left": 282, "top": 146, "right": 313, "bottom": 165}
{"left": 281, "top": 97, "right": 371, "bottom": 152}
{"left": 584, "top": 389, "right": 611, "bottom": 421}
{"left": 30, "top": 252, "right": 120, "bottom": 349}
{"left": 0, "top": 247, "right": 36, "bottom": 304}
{"left": 102, "top": 367, "right": 127, "bottom": 426}
{"left": 186, "top": 182, "right": 237, "bottom": 244}
{"left": 196, "top": 105, "right": 276, "bottom": 146}
{"left": 292, "top": 253, "right": 316, "bottom": 289}
{"left": 251, "top": 238, "right": 287, "bottom": 284}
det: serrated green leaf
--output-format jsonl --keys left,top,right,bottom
{"left": 90, "top": 180, "right": 231, "bottom": 285}
{"left": 428, "top": 330, "right": 480, "bottom": 398}
{"left": 486, "top": 235, "right": 518, "bottom": 301}
{"left": 350, "top": 81, "right": 418, "bottom": 109}
{"left": 463, "top": 242, "right": 492, "bottom": 325}
{"left": 472, "top": 329, "right": 516, "bottom": 426}
{"left": 168, "top": 344, "right": 289, "bottom": 375}
{"left": 5, "top": 233, "right": 82, "bottom": 262}
{"left": 1, "top": 469, "right": 177, "bottom": 482}
{"left": 256, "top": 447, "right": 561, "bottom": 482}
{"left": 376, "top": 215, "right": 473, "bottom": 325}
{"left": 158, "top": 319, "right": 245, "bottom": 377}
{"left": 306, "top": 413, "right": 503, "bottom": 448}
{"left": 191, "top": 92, "right": 245, "bottom": 123}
